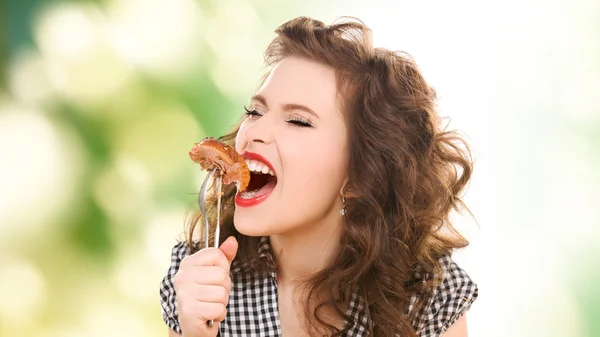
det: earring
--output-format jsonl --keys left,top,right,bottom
{"left": 340, "top": 195, "right": 347, "bottom": 216}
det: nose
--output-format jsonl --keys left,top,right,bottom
{"left": 243, "top": 114, "right": 273, "bottom": 145}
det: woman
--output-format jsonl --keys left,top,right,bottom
{"left": 160, "top": 16, "right": 478, "bottom": 337}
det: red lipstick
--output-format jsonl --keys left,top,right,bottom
{"left": 235, "top": 151, "right": 277, "bottom": 207}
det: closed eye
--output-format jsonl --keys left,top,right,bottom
{"left": 244, "top": 106, "right": 262, "bottom": 118}
{"left": 286, "top": 116, "right": 313, "bottom": 128}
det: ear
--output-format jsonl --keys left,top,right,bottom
{"left": 339, "top": 176, "right": 349, "bottom": 197}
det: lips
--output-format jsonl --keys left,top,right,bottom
{"left": 235, "top": 151, "right": 277, "bottom": 207}
{"left": 241, "top": 152, "right": 276, "bottom": 175}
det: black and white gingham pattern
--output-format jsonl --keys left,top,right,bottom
{"left": 413, "top": 255, "right": 479, "bottom": 337}
{"left": 160, "top": 238, "right": 477, "bottom": 336}
{"left": 220, "top": 238, "right": 281, "bottom": 336}
{"left": 342, "top": 289, "right": 370, "bottom": 335}
{"left": 159, "top": 241, "right": 188, "bottom": 334}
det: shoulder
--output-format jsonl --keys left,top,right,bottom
{"left": 433, "top": 255, "right": 478, "bottom": 305}
{"left": 159, "top": 241, "right": 190, "bottom": 335}
{"left": 416, "top": 255, "right": 478, "bottom": 337}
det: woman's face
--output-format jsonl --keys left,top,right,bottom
{"left": 233, "top": 56, "right": 349, "bottom": 236}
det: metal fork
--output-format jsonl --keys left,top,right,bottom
{"left": 196, "top": 167, "right": 223, "bottom": 328}
{"left": 198, "top": 167, "right": 215, "bottom": 249}
{"left": 197, "top": 168, "right": 224, "bottom": 249}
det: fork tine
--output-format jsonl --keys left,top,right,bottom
{"left": 198, "top": 167, "right": 216, "bottom": 249}
{"left": 214, "top": 172, "right": 223, "bottom": 248}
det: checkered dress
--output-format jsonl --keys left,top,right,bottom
{"left": 160, "top": 237, "right": 478, "bottom": 336}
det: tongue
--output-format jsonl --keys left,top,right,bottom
{"left": 253, "top": 179, "right": 276, "bottom": 197}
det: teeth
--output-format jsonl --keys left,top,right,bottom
{"left": 240, "top": 190, "right": 257, "bottom": 198}
{"left": 244, "top": 159, "right": 275, "bottom": 176}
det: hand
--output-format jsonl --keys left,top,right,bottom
{"left": 174, "top": 236, "right": 238, "bottom": 337}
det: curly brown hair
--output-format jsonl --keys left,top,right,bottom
{"left": 185, "top": 16, "right": 474, "bottom": 336}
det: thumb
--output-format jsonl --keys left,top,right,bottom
{"left": 219, "top": 236, "right": 238, "bottom": 264}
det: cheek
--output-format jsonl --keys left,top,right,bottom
{"left": 288, "top": 128, "right": 348, "bottom": 173}
{"left": 283, "top": 142, "right": 347, "bottom": 191}
{"left": 234, "top": 122, "right": 249, "bottom": 153}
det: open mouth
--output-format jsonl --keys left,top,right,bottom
{"left": 238, "top": 159, "right": 277, "bottom": 200}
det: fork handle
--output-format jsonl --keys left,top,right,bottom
{"left": 213, "top": 173, "right": 223, "bottom": 248}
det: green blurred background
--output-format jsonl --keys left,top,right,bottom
{"left": 0, "top": 0, "right": 598, "bottom": 336}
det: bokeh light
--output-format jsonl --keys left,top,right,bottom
{"left": 0, "top": 259, "right": 47, "bottom": 321}
{"left": 35, "top": 2, "right": 134, "bottom": 106}
{"left": 0, "top": 102, "right": 84, "bottom": 241}
{"left": 107, "top": 0, "right": 205, "bottom": 81}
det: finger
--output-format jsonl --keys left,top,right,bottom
{"left": 194, "top": 302, "right": 227, "bottom": 323}
{"left": 193, "top": 284, "right": 229, "bottom": 305}
{"left": 224, "top": 274, "right": 232, "bottom": 294}
{"left": 184, "top": 248, "right": 231, "bottom": 272}
{"left": 219, "top": 236, "right": 238, "bottom": 264}
{"left": 188, "top": 266, "right": 229, "bottom": 286}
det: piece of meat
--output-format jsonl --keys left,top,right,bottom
{"left": 189, "top": 137, "right": 250, "bottom": 191}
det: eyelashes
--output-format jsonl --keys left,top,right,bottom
{"left": 286, "top": 116, "right": 313, "bottom": 127}
{"left": 244, "top": 106, "right": 261, "bottom": 117}
{"left": 243, "top": 106, "right": 314, "bottom": 128}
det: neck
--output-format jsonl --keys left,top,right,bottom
{"left": 270, "top": 214, "right": 343, "bottom": 285}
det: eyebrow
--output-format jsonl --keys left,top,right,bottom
{"left": 251, "top": 94, "right": 320, "bottom": 119}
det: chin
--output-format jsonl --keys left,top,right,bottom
{"left": 233, "top": 211, "right": 272, "bottom": 237}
